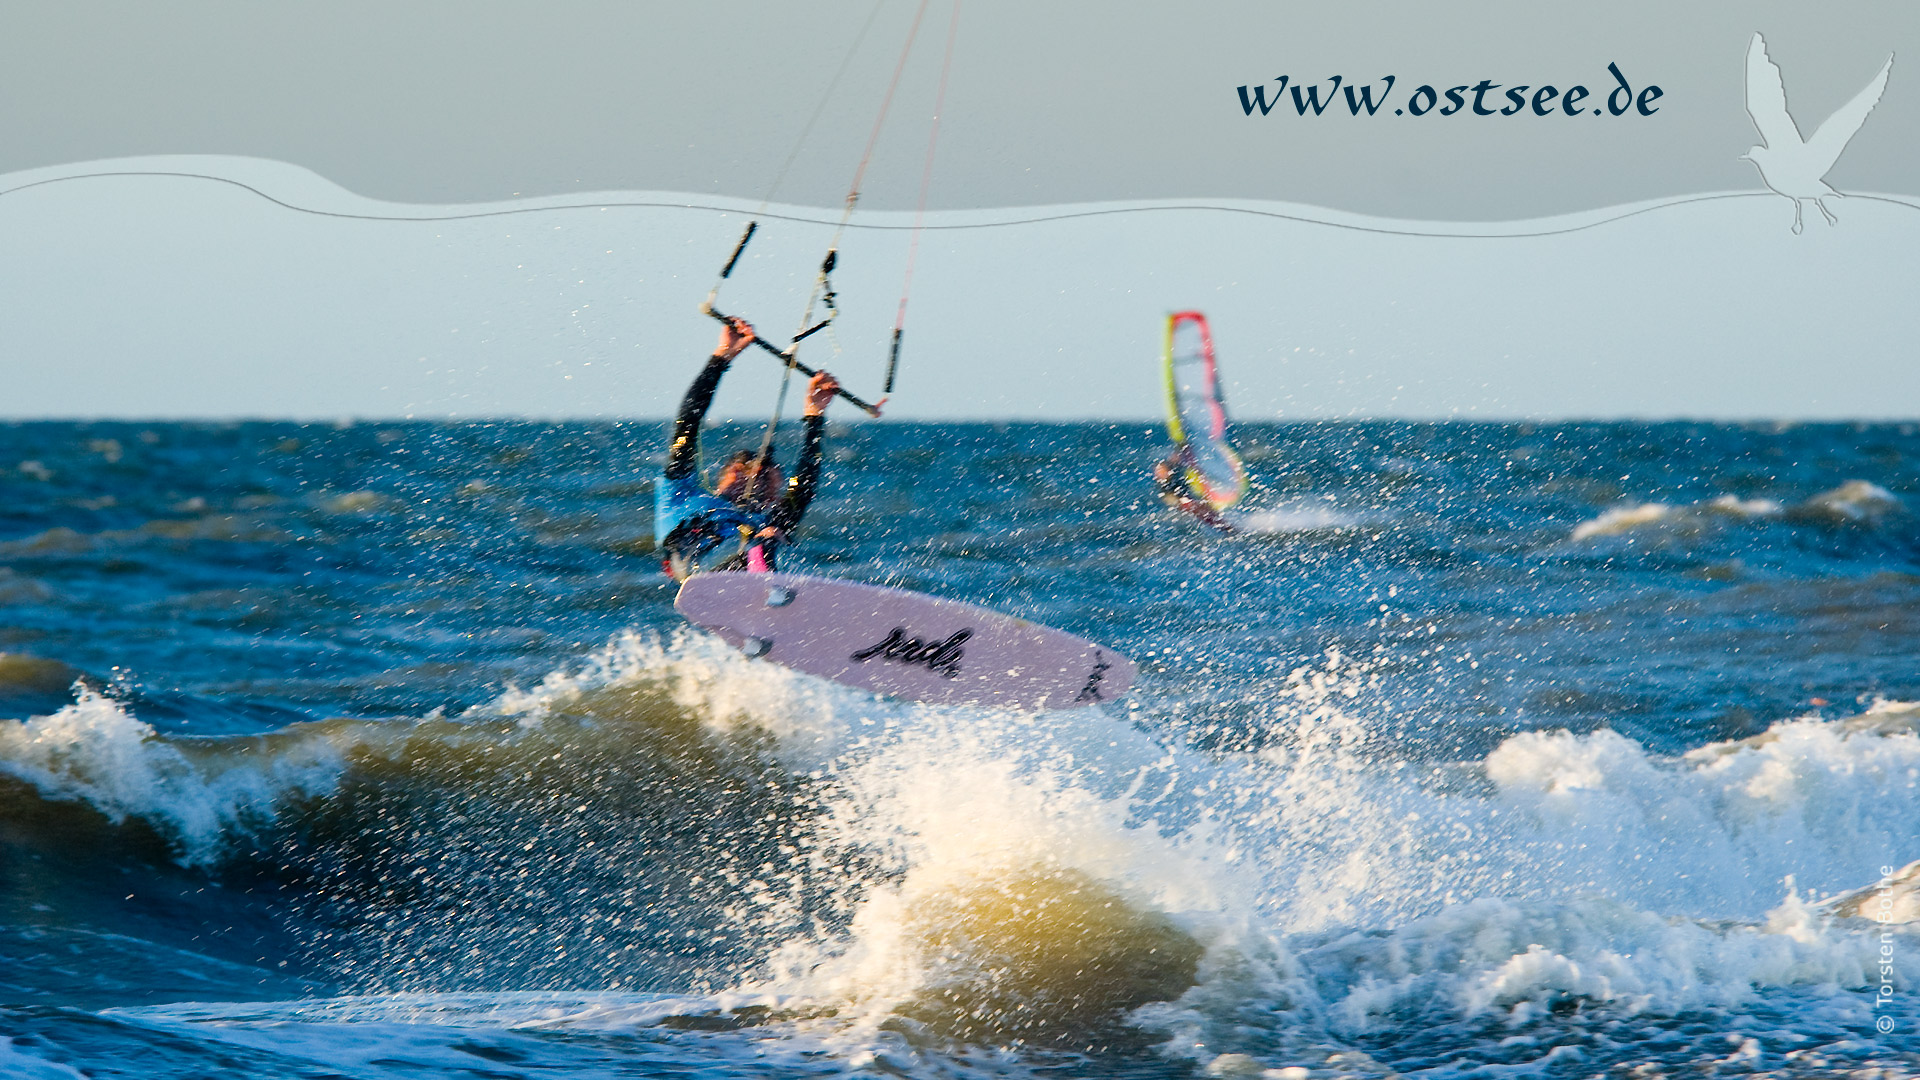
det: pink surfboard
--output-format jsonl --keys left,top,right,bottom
{"left": 674, "top": 572, "right": 1136, "bottom": 710}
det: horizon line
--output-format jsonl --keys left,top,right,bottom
{"left": 4, "top": 415, "right": 1915, "bottom": 427}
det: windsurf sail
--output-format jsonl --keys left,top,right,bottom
{"left": 1162, "top": 311, "right": 1247, "bottom": 510}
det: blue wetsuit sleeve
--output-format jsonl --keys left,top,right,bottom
{"left": 765, "top": 413, "right": 825, "bottom": 535}
{"left": 664, "top": 352, "right": 733, "bottom": 482}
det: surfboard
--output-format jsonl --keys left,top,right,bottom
{"left": 674, "top": 572, "right": 1136, "bottom": 710}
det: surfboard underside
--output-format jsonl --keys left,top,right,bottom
{"left": 674, "top": 572, "right": 1135, "bottom": 710}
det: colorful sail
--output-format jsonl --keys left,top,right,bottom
{"left": 1162, "top": 311, "right": 1247, "bottom": 510}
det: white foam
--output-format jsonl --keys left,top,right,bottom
{"left": 650, "top": 645, "right": 1920, "bottom": 1047}
{"left": 1803, "top": 479, "right": 1902, "bottom": 521}
{"left": 1232, "top": 504, "right": 1369, "bottom": 534}
{"left": 1113, "top": 676, "right": 1920, "bottom": 1067}
{"left": 0, "top": 688, "right": 344, "bottom": 864}
{"left": 1299, "top": 892, "right": 1886, "bottom": 1030}
{"left": 1246, "top": 691, "right": 1920, "bottom": 927}
{"left": 485, "top": 627, "right": 868, "bottom": 768}
{"left": 1572, "top": 481, "right": 1903, "bottom": 542}
{"left": 1571, "top": 502, "right": 1670, "bottom": 540}
{"left": 1706, "top": 493, "right": 1785, "bottom": 517}
{"left": 764, "top": 713, "right": 1259, "bottom": 1012}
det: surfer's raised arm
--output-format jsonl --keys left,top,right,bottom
{"left": 664, "top": 318, "right": 757, "bottom": 483}
{"left": 762, "top": 370, "right": 838, "bottom": 540}
{"left": 804, "top": 369, "right": 839, "bottom": 417}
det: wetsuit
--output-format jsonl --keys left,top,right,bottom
{"left": 656, "top": 349, "right": 825, "bottom": 579}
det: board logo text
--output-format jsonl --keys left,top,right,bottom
{"left": 850, "top": 627, "right": 970, "bottom": 678}
{"left": 1077, "top": 652, "right": 1112, "bottom": 702}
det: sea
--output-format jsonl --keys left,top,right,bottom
{"left": 0, "top": 418, "right": 1914, "bottom": 1079}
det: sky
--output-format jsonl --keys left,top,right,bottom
{"left": 0, "top": 2, "right": 1915, "bottom": 420}
{"left": 2, "top": 1, "right": 1914, "bottom": 217}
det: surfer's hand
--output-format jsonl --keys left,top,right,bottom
{"left": 716, "top": 318, "right": 756, "bottom": 359}
{"left": 804, "top": 371, "right": 839, "bottom": 416}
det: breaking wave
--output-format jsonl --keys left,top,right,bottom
{"left": 1571, "top": 480, "right": 1904, "bottom": 542}
{"left": 0, "top": 629, "right": 1913, "bottom": 1073}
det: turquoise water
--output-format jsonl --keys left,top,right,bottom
{"left": 0, "top": 419, "right": 1915, "bottom": 1078}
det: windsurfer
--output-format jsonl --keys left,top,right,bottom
{"left": 1155, "top": 445, "right": 1234, "bottom": 534}
{"left": 1157, "top": 311, "right": 1245, "bottom": 534}
{"left": 656, "top": 317, "right": 841, "bottom": 581}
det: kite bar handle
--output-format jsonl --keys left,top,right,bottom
{"left": 718, "top": 221, "right": 757, "bottom": 280}
{"left": 884, "top": 327, "right": 902, "bottom": 394}
{"left": 701, "top": 304, "right": 884, "bottom": 418}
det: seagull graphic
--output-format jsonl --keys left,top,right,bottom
{"left": 1742, "top": 32, "right": 1894, "bottom": 234}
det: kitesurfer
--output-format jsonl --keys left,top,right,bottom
{"left": 657, "top": 317, "right": 841, "bottom": 581}
{"left": 1154, "top": 445, "right": 1234, "bottom": 534}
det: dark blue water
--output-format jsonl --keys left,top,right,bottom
{"left": 1, "top": 419, "right": 1915, "bottom": 1078}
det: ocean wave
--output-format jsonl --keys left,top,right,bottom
{"left": 0, "top": 688, "right": 343, "bottom": 864}
{"left": 1570, "top": 501, "right": 1678, "bottom": 541}
{"left": 0, "top": 568, "right": 57, "bottom": 606}
{"left": 0, "top": 653, "right": 81, "bottom": 696}
{"left": 313, "top": 490, "right": 400, "bottom": 515}
{"left": 760, "top": 714, "right": 1249, "bottom": 1051}
{"left": 4, "top": 635, "right": 1913, "bottom": 933}
{"left": 1797, "top": 479, "right": 1904, "bottom": 524}
{"left": 0, "top": 631, "right": 853, "bottom": 867}
{"left": 0, "top": 632, "right": 1911, "bottom": 1070}
{"left": 1569, "top": 480, "right": 1902, "bottom": 543}
{"left": 1299, "top": 892, "right": 1888, "bottom": 1027}
{"left": 0, "top": 1038, "right": 87, "bottom": 1080}
{"left": 1139, "top": 677, "right": 1919, "bottom": 1069}
{"left": 736, "top": 656, "right": 1918, "bottom": 1060}
{"left": 0, "top": 517, "right": 299, "bottom": 557}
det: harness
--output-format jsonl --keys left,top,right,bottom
{"left": 655, "top": 472, "right": 765, "bottom": 566}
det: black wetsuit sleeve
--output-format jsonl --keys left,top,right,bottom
{"left": 663, "top": 352, "right": 733, "bottom": 482}
{"left": 765, "top": 413, "right": 825, "bottom": 535}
